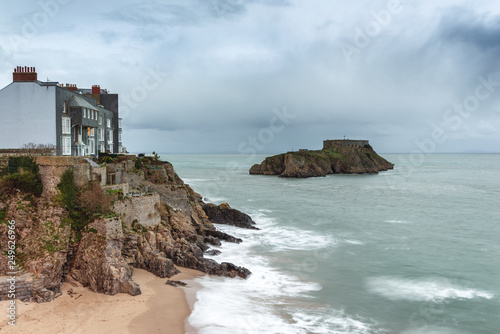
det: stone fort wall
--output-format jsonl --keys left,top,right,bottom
{"left": 323, "top": 139, "right": 369, "bottom": 149}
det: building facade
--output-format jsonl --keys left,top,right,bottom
{"left": 0, "top": 66, "right": 123, "bottom": 157}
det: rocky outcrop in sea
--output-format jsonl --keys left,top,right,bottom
{"left": 250, "top": 140, "right": 393, "bottom": 178}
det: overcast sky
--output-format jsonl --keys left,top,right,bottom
{"left": 1, "top": 0, "right": 499, "bottom": 153}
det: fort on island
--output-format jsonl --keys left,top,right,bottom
{"left": 323, "top": 139, "right": 370, "bottom": 149}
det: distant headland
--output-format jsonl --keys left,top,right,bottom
{"left": 249, "top": 139, "right": 394, "bottom": 178}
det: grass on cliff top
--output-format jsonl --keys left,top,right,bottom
{"left": 275, "top": 148, "right": 344, "bottom": 161}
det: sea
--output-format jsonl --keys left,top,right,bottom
{"left": 159, "top": 153, "right": 499, "bottom": 334}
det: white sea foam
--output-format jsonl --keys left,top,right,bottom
{"left": 292, "top": 308, "right": 384, "bottom": 334}
{"left": 366, "top": 276, "right": 494, "bottom": 302}
{"left": 189, "top": 210, "right": 378, "bottom": 334}
{"left": 385, "top": 220, "right": 410, "bottom": 224}
{"left": 247, "top": 211, "right": 336, "bottom": 252}
{"left": 343, "top": 239, "right": 365, "bottom": 246}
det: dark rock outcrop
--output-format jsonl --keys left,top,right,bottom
{"left": 250, "top": 143, "right": 393, "bottom": 178}
{"left": 203, "top": 203, "right": 258, "bottom": 230}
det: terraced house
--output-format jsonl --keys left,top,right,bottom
{"left": 0, "top": 66, "right": 123, "bottom": 157}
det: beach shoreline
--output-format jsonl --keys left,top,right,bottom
{"left": 0, "top": 267, "right": 204, "bottom": 334}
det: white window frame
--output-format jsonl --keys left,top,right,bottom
{"left": 107, "top": 119, "right": 111, "bottom": 128}
{"left": 118, "top": 131, "right": 122, "bottom": 143}
{"left": 99, "top": 115, "right": 102, "bottom": 125}
{"left": 89, "top": 138, "right": 95, "bottom": 155}
{"left": 62, "top": 136, "right": 71, "bottom": 156}
{"left": 108, "top": 130, "right": 113, "bottom": 144}
{"left": 62, "top": 117, "right": 71, "bottom": 134}
{"left": 99, "top": 129, "right": 104, "bottom": 141}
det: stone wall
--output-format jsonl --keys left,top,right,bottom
{"left": 0, "top": 274, "right": 34, "bottom": 301}
{"left": 102, "top": 183, "right": 130, "bottom": 195}
{"left": 113, "top": 193, "right": 161, "bottom": 227}
{"left": 90, "top": 166, "right": 106, "bottom": 186}
{"left": 323, "top": 139, "right": 369, "bottom": 149}
{"left": 36, "top": 156, "right": 92, "bottom": 197}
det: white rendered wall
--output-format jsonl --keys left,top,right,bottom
{"left": 0, "top": 82, "right": 56, "bottom": 148}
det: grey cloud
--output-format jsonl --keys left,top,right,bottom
{"left": 436, "top": 7, "right": 500, "bottom": 51}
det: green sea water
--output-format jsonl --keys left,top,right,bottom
{"left": 160, "top": 153, "right": 500, "bottom": 334}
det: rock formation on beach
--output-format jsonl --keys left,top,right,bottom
{"left": 0, "top": 154, "right": 252, "bottom": 302}
{"left": 250, "top": 139, "right": 393, "bottom": 178}
{"left": 203, "top": 203, "right": 259, "bottom": 230}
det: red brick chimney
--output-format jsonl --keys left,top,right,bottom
{"left": 65, "top": 83, "right": 78, "bottom": 91}
{"left": 13, "top": 66, "right": 37, "bottom": 82}
{"left": 92, "top": 85, "right": 100, "bottom": 94}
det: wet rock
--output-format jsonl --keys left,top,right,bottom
{"left": 166, "top": 280, "right": 187, "bottom": 287}
{"left": 205, "top": 249, "right": 221, "bottom": 256}
{"left": 203, "top": 203, "right": 259, "bottom": 230}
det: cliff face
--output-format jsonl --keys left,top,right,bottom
{"left": 0, "top": 156, "right": 252, "bottom": 302}
{"left": 250, "top": 144, "right": 393, "bottom": 178}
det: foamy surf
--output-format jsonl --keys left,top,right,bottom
{"left": 366, "top": 276, "right": 494, "bottom": 302}
{"left": 188, "top": 210, "right": 378, "bottom": 334}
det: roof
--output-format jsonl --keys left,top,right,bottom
{"left": 68, "top": 95, "right": 98, "bottom": 110}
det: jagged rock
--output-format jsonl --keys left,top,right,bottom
{"left": 205, "top": 249, "right": 221, "bottom": 256}
{"left": 70, "top": 218, "right": 141, "bottom": 296}
{"left": 0, "top": 157, "right": 255, "bottom": 303}
{"left": 198, "top": 259, "right": 251, "bottom": 279}
{"left": 33, "top": 288, "right": 55, "bottom": 303}
{"left": 141, "top": 252, "right": 180, "bottom": 278}
{"left": 250, "top": 142, "right": 393, "bottom": 178}
{"left": 166, "top": 280, "right": 187, "bottom": 287}
{"left": 203, "top": 203, "right": 259, "bottom": 230}
{"left": 205, "top": 229, "right": 242, "bottom": 243}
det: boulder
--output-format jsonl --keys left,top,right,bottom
{"left": 203, "top": 203, "right": 258, "bottom": 230}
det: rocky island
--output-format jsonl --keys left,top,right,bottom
{"left": 250, "top": 139, "right": 394, "bottom": 178}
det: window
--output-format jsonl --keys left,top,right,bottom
{"left": 88, "top": 128, "right": 94, "bottom": 137}
{"left": 99, "top": 129, "right": 104, "bottom": 141}
{"left": 93, "top": 111, "right": 96, "bottom": 120}
{"left": 118, "top": 131, "right": 122, "bottom": 143}
{"left": 118, "top": 118, "right": 122, "bottom": 129}
{"left": 108, "top": 130, "right": 113, "bottom": 143}
{"left": 99, "top": 144, "right": 105, "bottom": 153}
{"left": 63, "top": 101, "right": 67, "bottom": 114}
{"left": 62, "top": 117, "right": 71, "bottom": 134}
{"left": 99, "top": 116, "right": 103, "bottom": 125}
{"left": 107, "top": 119, "right": 111, "bottom": 128}
{"left": 62, "top": 136, "right": 71, "bottom": 156}
{"left": 89, "top": 138, "right": 95, "bottom": 155}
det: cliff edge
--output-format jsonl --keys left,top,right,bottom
{"left": 0, "top": 154, "right": 252, "bottom": 302}
{"left": 250, "top": 140, "right": 393, "bottom": 178}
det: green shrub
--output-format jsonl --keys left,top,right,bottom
{"left": 57, "top": 168, "right": 77, "bottom": 211}
{"left": 8, "top": 156, "right": 39, "bottom": 175}
{"left": 135, "top": 158, "right": 143, "bottom": 169}
{"left": 0, "top": 172, "right": 43, "bottom": 197}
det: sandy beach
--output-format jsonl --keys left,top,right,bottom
{"left": 0, "top": 267, "right": 204, "bottom": 334}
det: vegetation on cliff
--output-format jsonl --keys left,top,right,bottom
{"left": 250, "top": 144, "right": 393, "bottom": 178}
{"left": 0, "top": 154, "right": 253, "bottom": 302}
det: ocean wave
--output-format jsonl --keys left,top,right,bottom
{"left": 366, "top": 276, "right": 494, "bottom": 302}
{"left": 292, "top": 308, "right": 385, "bottom": 334}
{"left": 189, "top": 210, "right": 365, "bottom": 333}
{"left": 202, "top": 196, "right": 228, "bottom": 204}
{"left": 343, "top": 239, "right": 365, "bottom": 246}
{"left": 385, "top": 220, "right": 411, "bottom": 224}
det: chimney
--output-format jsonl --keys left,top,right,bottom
{"left": 13, "top": 66, "right": 38, "bottom": 82}
{"left": 92, "top": 85, "right": 100, "bottom": 94}
{"left": 65, "top": 83, "right": 78, "bottom": 91}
